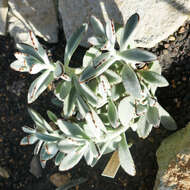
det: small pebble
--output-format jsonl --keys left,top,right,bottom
{"left": 182, "top": 76, "right": 187, "bottom": 81}
{"left": 0, "top": 167, "right": 10, "bottom": 178}
{"left": 168, "top": 36, "right": 176, "bottom": 41}
{"left": 164, "top": 43, "right": 170, "bottom": 49}
{"left": 178, "top": 26, "right": 185, "bottom": 34}
{"left": 163, "top": 49, "right": 168, "bottom": 55}
{"left": 171, "top": 80, "right": 176, "bottom": 88}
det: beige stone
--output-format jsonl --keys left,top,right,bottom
{"left": 154, "top": 123, "right": 190, "bottom": 190}
{"left": 8, "top": 0, "right": 58, "bottom": 44}
{"left": 0, "top": 0, "right": 8, "bottom": 35}
{"left": 50, "top": 173, "right": 71, "bottom": 187}
{"left": 59, "top": 0, "right": 190, "bottom": 48}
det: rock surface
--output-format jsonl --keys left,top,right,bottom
{"left": 8, "top": 0, "right": 58, "bottom": 44}
{"left": 59, "top": 0, "right": 190, "bottom": 48}
{"left": 154, "top": 123, "right": 190, "bottom": 190}
{"left": 49, "top": 173, "right": 71, "bottom": 187}
{"left": 0, "top": 0, "right": 8, "bottom": 35}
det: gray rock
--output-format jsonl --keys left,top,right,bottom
{"left": 0, "top": 0, "right": 8, "bottom": 35}
{"left": 154, "top": 123, "right": 190, "bottom": 190}
{"left": 8, "top": 0, "right": 58, "bottom": 44}
{"left": 59, "top": 0, "right": 190, "bottom": 48}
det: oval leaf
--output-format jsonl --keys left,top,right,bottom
{"left": 157, "top": 103, "right": 177, "bottom": 130}
{"left": 28, "top": 70, "right": 54, "bottom": 103}
{"left": 118, "top": 133, "right": 136, "bottom": 176}
{"left": 64, "top": 24, "right": 88, "bottom": 66}
{"left": 90, "top": 16, "right": 105, "bottom": 37}
{"left": 63, "top": 86, "right": 77, "bottom": 118}
{"left": 59, "top": 146, "right": 86, "bottom": 171}
{"left": 28, "top": 108, "right": 53, "bottom": 132}
{"left": 106, "top": 19, "right": 116, "bottom": 46}
{"left": 20, "top": 134, "right": 38, "bottom": 145}
{"left": 118, "top": 96, "right": 135, "bottom": 127}
{"left": 56, "top": 119, "right": 85, "bottom": 138}
{"left": 139, "top": 70, "right": 169, "bottom": 87}
{"left": 136, "top": 116, "right": 153, "bottom": 139}
{"left": 119, "top": 48, "right": 157, "bottom": 63}
{"left": 108, "top": 99, "right": 118, "bottom": 128}
{"left": 47, "top": 110, "right": 58, "bottom": 123}
{"left": 55, "top": 152, "right": 66, "bottom": 166}
{"left": 147, "top": 106, "right": 160, "bottom": 127}
{"left": 120, "top": 13, "right": 139, "bottom": 51}
{"left": 122, "top": 64, "right": 141, "bottom": 98}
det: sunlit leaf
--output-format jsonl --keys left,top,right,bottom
{"left": 28, "top": 70, "right": 54, "bottom": 103}
{"left": 74, "top": 79, "right": 98, "bottom": 106}
{"left": 147, "top": 106, "right": 160, "bottom": 127}
{"left": 55, "top": 81, "right": 71, "bottom": 101}
{"left": 93, "top": 52, "right": 111, "bottom": 68}
{"left": 104, "top": 69, "right": 122, "bottom": 84}
{"left": 82, "top": 47, "right": 101, "bottom": 68}
{"left": 20, "top": 134, "right": 38, "bottom": 145}
{"left": 64, "top": 24, "right": 88, "bottom": 66}
{"left": 54, "top": 61, "right": 64, "bottom": 78}
{"left": 40, "top": 142, "right": 58, "bottom": 161}
{"left": 56, "top": 119, "right": 86, "bottom": 138}
{"left": 88, "top": 36, "right": 105, "bottom": 46}
{"left": 47, "top": 110, "right": 58, "bottom": 123}
{"left": 118, "top": 96, "right": 135, "bottom": 127}
{"left": 108, "top": 99, "right": 118, "bottom": 128}
{"left": 106, "top": 19, "right": 116, "bottom": 46}
{"left": 118, "top": 133, "right": 136, "bottom": 176}
{"left": 59, "top": 146, "right": 86, "bottom": 171}
{"left": 35, "top": 132, "right": 61, "bottom": 142}
{"left": 76, "top": 95, "right": 89, "bottom": 118}
{"left": 136, "top": 116, "right": 153, "bottom": 139}
{"left": 28, "top": 108, "right": 53, "bottom": 132}
{"left": 139, "top": 70, "right": 169, "bottom": 87}
{"left": 119, "top": 48, "right": 157, "bottom": 63}
{"left": 90, "top": 15, "right": 105, "bottom": 37}
{"left": 55, "top": 152, "right": 66, "bottom": 166}
{"left": 120, "top": 13, "right": 139, "bottom": 51}
{"left": 58, "top": 138, "right": 83, "bottom": 154}
{"left": 63, "top": 86, "right": 77, "bottom": 118}
{"left": 122, "top": 64, "right": 141, "bottom": 98}
{"left": 79, "top": 57, "right": 116, "bottom": 83}
{"left": 17, "top": 43, "right": 44, "bottom": 63}
{"left": 22, "top": 126, "right": 36, "bottom": 134}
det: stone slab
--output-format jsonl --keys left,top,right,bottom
{"left": 0, "top": 0, "right": 8, "bottom": 35}
{"left": 8, "top": 0, "right": 58, "bottom": 44}
{"left": 59, "top": 0, "right": 190, "bottom": 48}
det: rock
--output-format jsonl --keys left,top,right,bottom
{"left": 154, "top": 123, "right": 190, "bottom": 190}
{"left": 29, "top": 155, "right": 42, "bottom": 178}
{"left": 0, "top": 167, "right": 9, "bottom": 178}
{"left": 8, "top": 0, "right": 58, "bottom": 44}
{"left": 50, "top": 173, "right": 71, "bottom": 187}
{"left": 0, "top": 0, "right": 8, "bottom": 35}
{"left": 59, "top": 0, "right": 190, "bottom": 48}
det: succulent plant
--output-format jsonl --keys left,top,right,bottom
{"left": 10, "top": 13, "right": 177, "bottom": 177}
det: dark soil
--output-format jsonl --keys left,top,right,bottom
{"left": 1, "top": 20, "right": 190, "bottom": 190}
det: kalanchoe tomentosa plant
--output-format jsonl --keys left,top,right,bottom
{"left": 10, "top": 13, "right": 177, "bottom": 177}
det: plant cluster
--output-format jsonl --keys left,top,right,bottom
{"left": 10, "top": 13, "right": 177, "bottom": 177}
